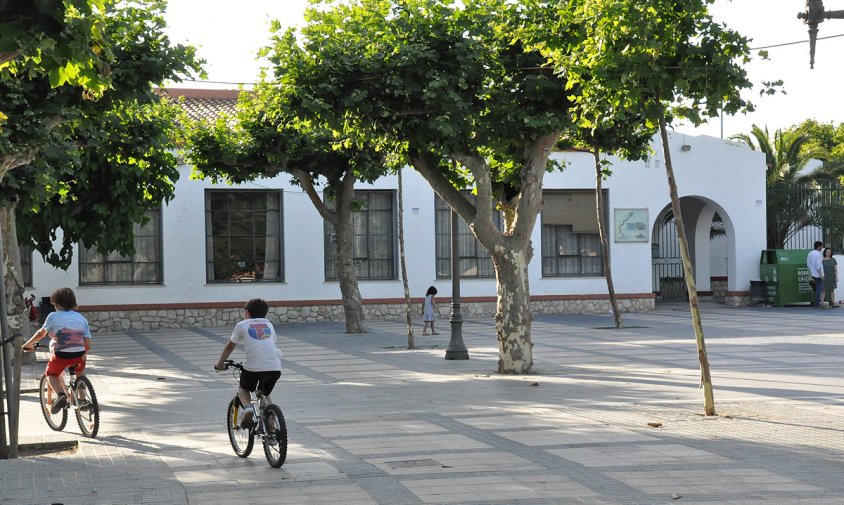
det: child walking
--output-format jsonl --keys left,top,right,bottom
{"left": 421, "top": 286, "right": 441, "bottom": 335}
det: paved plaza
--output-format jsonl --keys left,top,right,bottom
{"left": 1, "top": 303, "right": 843, "bottom": 504}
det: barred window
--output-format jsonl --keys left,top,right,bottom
{"left": 79, "top": 209, "right": 163, "bottom": 285}
{"left": 324, "top": 190, "right": 396, "bottom": 280}
{"left": 434, "top": 194, "right": 500, "bottom": 278}
{"left": 541, "top": 190, "right": 606, "bottom": 277}
{"left": 20, "top": 244, "right": 32, "bottom": 287}
{"left": 205, "top": 191, "right": 284, "bottom": 282}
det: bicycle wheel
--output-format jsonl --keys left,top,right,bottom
{"left": 227, "top": 397, "right": 254, "bottom": 457}
{"left": 39, "top": 375, "right": 67, "bottom": 431}
{"left": 74, "top": 376, "right": 100, "bottom": 438}
{"left": 262, "top": 404, "right": 287, "bottom": 468}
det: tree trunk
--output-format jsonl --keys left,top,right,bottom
{"left": 397, "top": 169, "right": 414, "bottom": 348}
{"left": 1, "top": 207, "right": 32, "bottom": 346}
{"left": 290, "top": 168, "right": 365, "bottom": 333}
{"left": 333, "top": 192, "right": 365, "bottom": 334}
{"left": 658, "top": 115, "right": 715, "bottom": 416}
{"left": 491, "top": 245, "right": 533, "bottom": 374}
{"left": 593, "top": 149, "right": 622, "bottom": 328}
{"left": 0, "top": 206, "right": 29, "bottom": 458}
{"left": 409, "top": 133, "right": 558, "bottom": 374}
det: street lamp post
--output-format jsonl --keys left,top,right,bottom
{"left": 445, "top": 209, "right": 468, "bottom": 360}
{"left": 798, "top": 0, "right": 844, "bottom": 68}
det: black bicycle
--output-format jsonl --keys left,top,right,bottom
{"left": 31, "top": 343, "right": 100, "bottom": 438}
{"left": 217, "top": 360, "right": 287, "bottom": 468}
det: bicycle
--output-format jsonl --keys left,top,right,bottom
{"left": 217, "top": 360, "right": 287, "bottom": 468}
{"left": 31, "top": 343, "right": 100, "bottom": 438}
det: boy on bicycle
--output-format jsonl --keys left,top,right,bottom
{"left": 214, "top": 298, "right": 282, "bottom": 428}
{"left": 22, "top": 287, "right": 92, "bottom": 414}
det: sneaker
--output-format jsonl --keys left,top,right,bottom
{"left": 50, "top": 393, "right": 68, "bottom": 414}
{"left": 239, "top": 406, "right": 256, "bottom": 428}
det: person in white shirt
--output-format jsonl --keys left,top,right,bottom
{"left": 807, "top": 241, "right": 825, "bottom": 307}
{"left": 215, "top": 298, "right": 282, "bottom": 427}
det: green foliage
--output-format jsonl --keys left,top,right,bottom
{"left": 185, "top": 82, "right": 389, "bottom": 197}
{"left": 546, "top": 0, "right": 754, "bottom": 132}
{"left": 0, "top": 0, "right": 202, "bottom": 268}
{"left": 267, "top": 0, "right": 572, "bottom": 196}
{"left": 0, "top": 0, "right": 113, "bottom": 102}
{"left": 730, "top": 124, "right": 844, "bottom": 248}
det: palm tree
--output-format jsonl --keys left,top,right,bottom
{"left": 731, "top": 125, "right": 844, "bottom": 249}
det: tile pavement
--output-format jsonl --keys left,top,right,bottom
{"left": 1, "top": 303, "right": 843, "bottom": 504}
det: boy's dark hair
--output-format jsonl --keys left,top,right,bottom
{"left": 245, "top": 298, "right": 269, "bottom": 318}
{"left": 425, "top": 286, "right": 438, "bottom": 296}
{"left": 50, "top": 287, "right": 77, "bottom": 310}
{"left": 815, "top": 241, "right": 824, "bottom": 250}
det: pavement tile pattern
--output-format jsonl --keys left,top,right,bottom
{"left": 1, "top": 303, "right": 843, "bottom": 504}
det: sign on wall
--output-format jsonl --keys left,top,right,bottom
{"left": 614, "top": 208, "right": 649, "bottom": 242}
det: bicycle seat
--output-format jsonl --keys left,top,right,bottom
{"left": 67, "top": 365, "right": 77, "bottom": 374}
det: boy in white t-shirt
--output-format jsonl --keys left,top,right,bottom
{"left": 214, "top": 298, "right": 282, "bottom": 427}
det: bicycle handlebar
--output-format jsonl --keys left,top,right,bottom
{"left": 215, "top": 359, "right": 244, "bottom": 372}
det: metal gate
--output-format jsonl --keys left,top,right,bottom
{"left": 651, "top": 211, "right": 686, "bottom": 301}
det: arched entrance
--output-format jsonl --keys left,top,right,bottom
{"left": 651, "top": 197, "right": 736, "bottom": 302}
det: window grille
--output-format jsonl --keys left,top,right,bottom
{"left": 205, "top": 191, "right": 284, "bottom": 282}
{"left": 324, "top": 190, "right": 396, "bottom": 280}
{"left": 79, "top": 209, "right": 163, "bottom": 285}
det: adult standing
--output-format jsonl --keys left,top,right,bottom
{"left": 822, "top": 248, "right": 838, "bottom": 307}
{"left": 807, "top": 241, "right": 825, "bottom": 307}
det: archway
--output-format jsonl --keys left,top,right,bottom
{"left": 651, "top": 197, "right": 737, "bottom": 302}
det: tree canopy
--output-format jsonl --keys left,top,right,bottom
{"left": 262, "top": 0, "right": 575, "bottom": 372}
{"left": 0, "top": 0, "right": 202, "bottom": 267}
{"left": 0, "top": 0, "right": 113, "bottom": 116}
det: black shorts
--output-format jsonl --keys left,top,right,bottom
{"left": 239, "top": 369, "right": 281, "bottom": 396}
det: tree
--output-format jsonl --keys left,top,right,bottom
{"left": 0, "top": 0, "right": 200, "bottom": 458}
{"left": 730, "top": 124, "right": 844, "bottom": 248}
{"left": 2, "top": 0, "right": 200, "bottom": 264}
{"left": 549, "top": 0, "right": 756, "bottom": 415}
{"left": 185, "top": 84, "right": 389, "bottom": 334}
{"left": 397, "top": 168, "right": 414, "bottom": 348}
{"left": 266, "top": 0, "right": 572, "bottom": 373}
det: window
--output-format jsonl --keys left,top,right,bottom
{"left": 541, "top": 190, "right": 606, "bottom": 277}
{"left": 79, "top": 209, "right": 163, "bottom": 285}
{"left": 435, "top": 194, "right": 500, "bottom": 278}
{"left": 20, "top": 244, "right": 32, "bottom": 287}
{"left": 206, "top": 191, "right": 283, "bottom": 282}
{"left": 324, "top": 190, "right": 396, "bottom": 280}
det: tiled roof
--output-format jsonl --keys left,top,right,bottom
{"left": 157, "top": 88, "right": 242, "bottom": 122}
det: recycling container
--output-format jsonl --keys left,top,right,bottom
{"left": 759, "top": 249, "right": 814, "bottom": 307}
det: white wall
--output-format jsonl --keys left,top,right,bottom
{"left": 27, "top": 130, "right": 766, "bottom": 306}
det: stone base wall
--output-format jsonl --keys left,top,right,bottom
{"left": 724, "top": 293, "right": 752, "bottom": 307}
{"left": 82, "top": 296, "right": 656, "bottom": 333}
{"left": 711, "top": 277, "right": 728, "bottom": 303}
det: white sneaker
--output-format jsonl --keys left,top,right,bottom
{"left": 239, "top": 406, "right": 256, "bottom": 428}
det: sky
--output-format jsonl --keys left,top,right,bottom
{"left": 164, "top": 0, "right": 844, "bottom": 140}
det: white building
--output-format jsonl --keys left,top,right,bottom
{"left": 24, "top": 90, "right": 767, "bottom": 331}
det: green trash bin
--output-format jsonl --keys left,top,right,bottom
{"left": 759, "top": 249, "right": 815, "bottom": 307}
